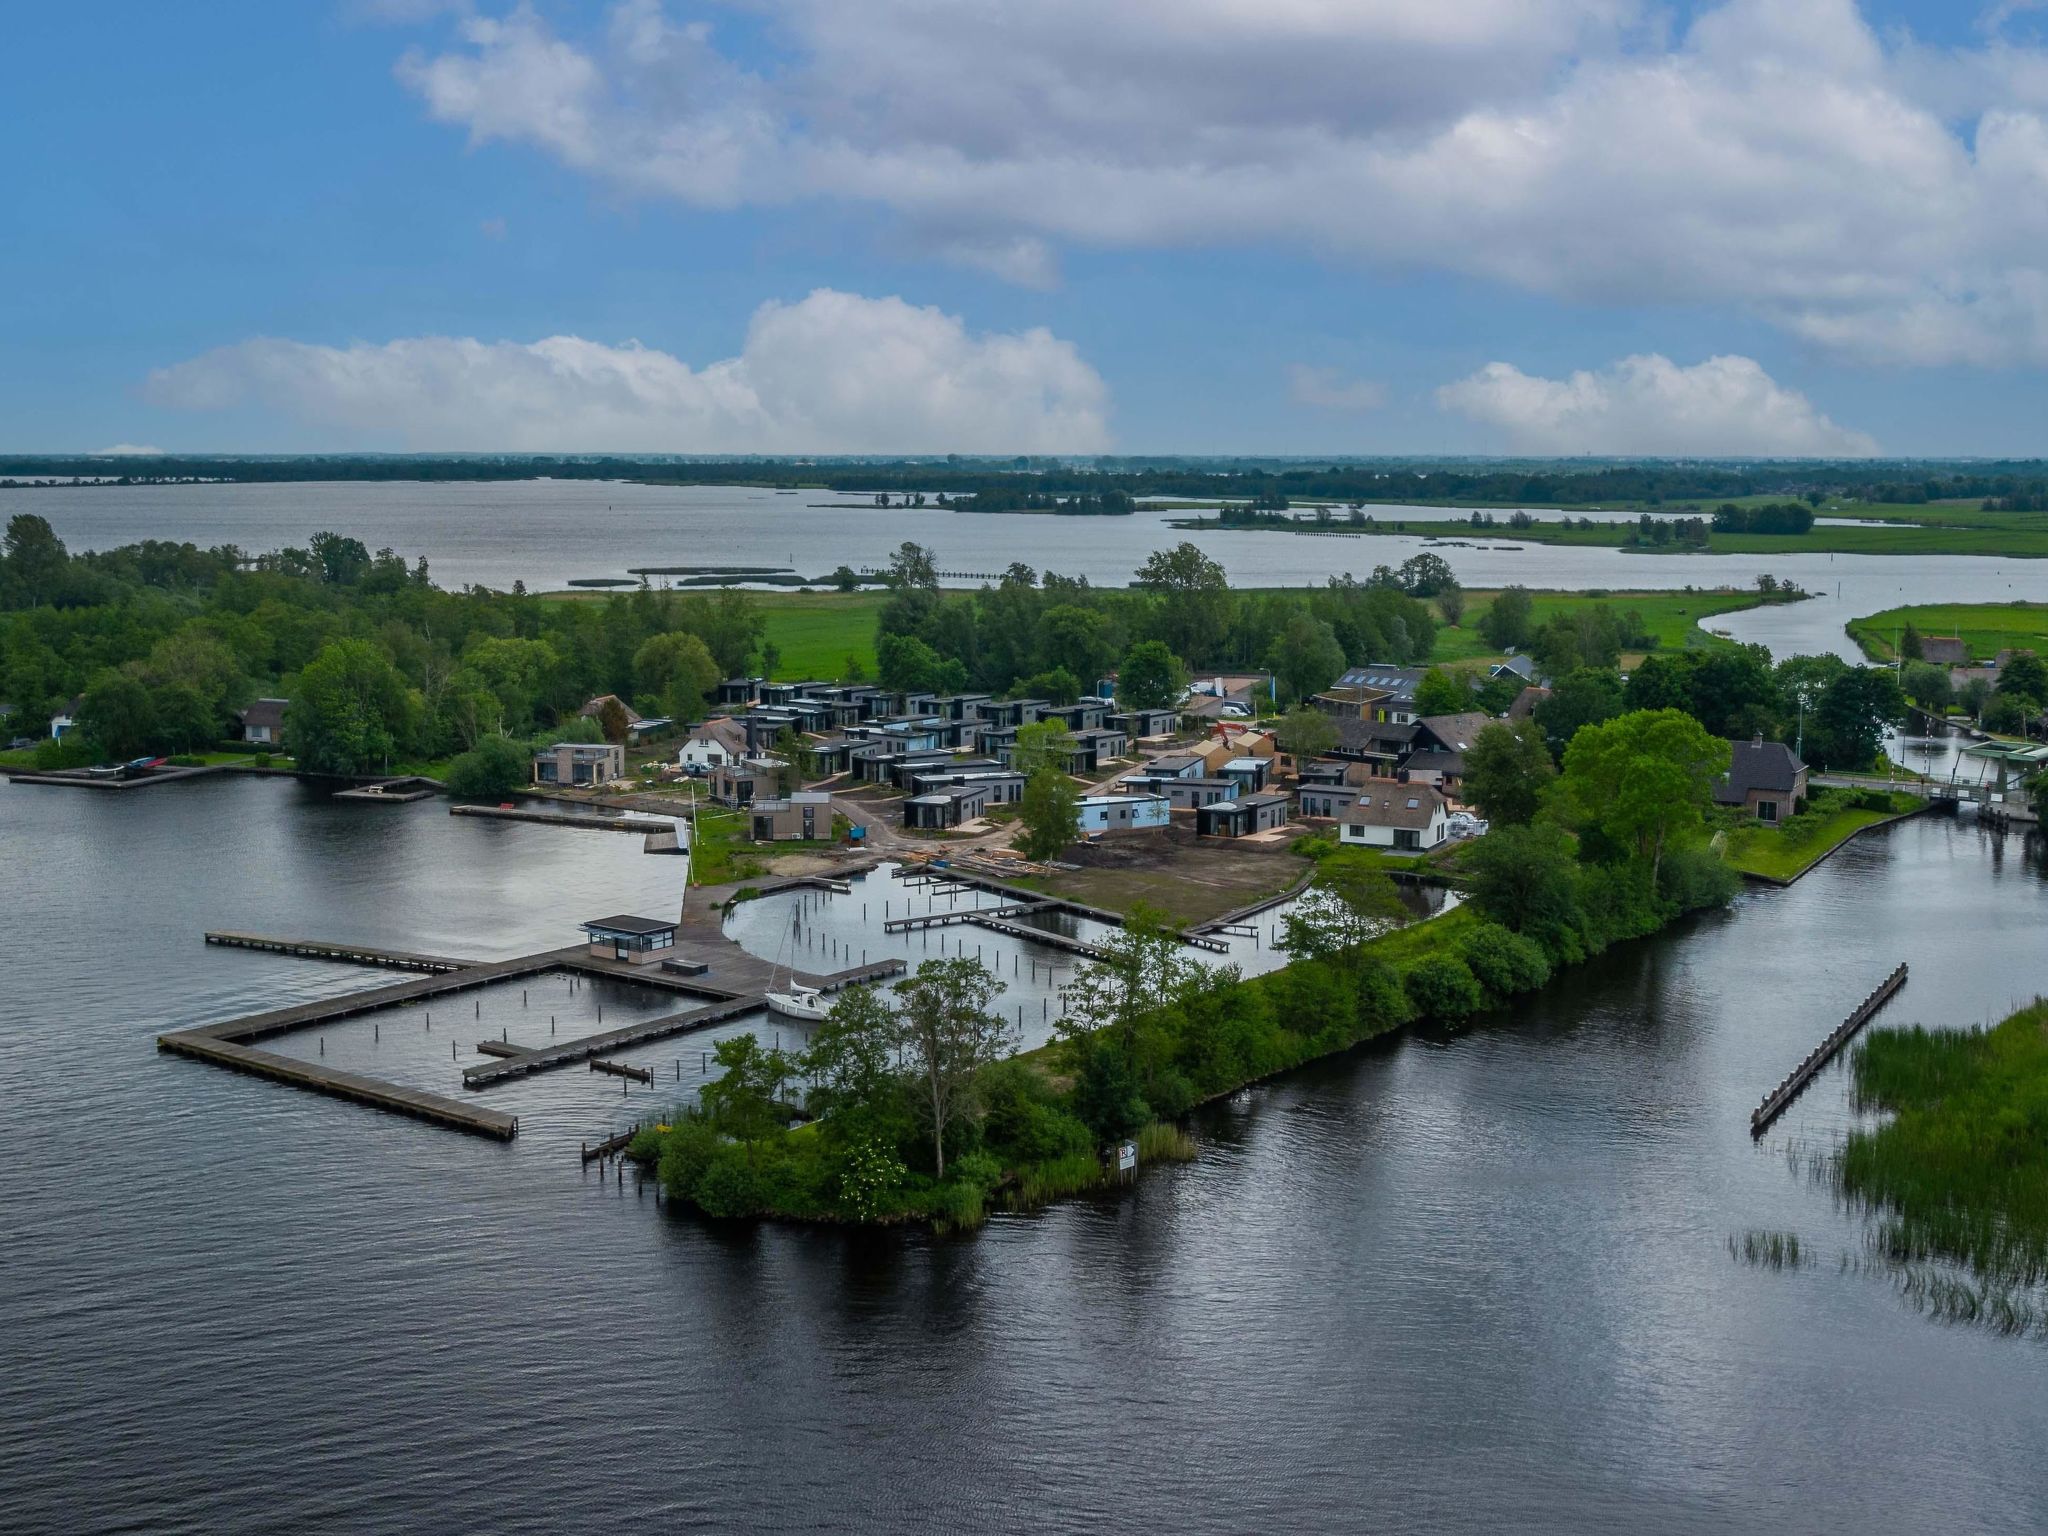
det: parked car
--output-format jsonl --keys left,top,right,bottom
{"left": 1446, "top": 812, "right": 1490, "bottom": 839}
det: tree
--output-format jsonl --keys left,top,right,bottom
{"left": 894, "top": 957, "right": 1011, "bottom": 1178}
{"left": 1, "top": 514, "right": 69, "bottom": 608}
{"left": 1998, "top": 652, "right": 2048, "bottom": 711}
{"left": 1623, "top": 652, "right": 1697, "bottom": 714}
{"left": 1533, "top": 667, "right": 1625, "bottom": 757}
{"left": 1437, "top": 582, "right": 1467, "bottom": 626}
{"left": 888, "top": 541, "right": 938, "bottom": 589}
{"left": 1393, "top": 552, "right": 1457, "bottom": 596}
{"left": 1017, "top": 666, "right": 1083, "bottom": 705}
{"left": 1810, "top": 667, "right": 1906, "bottom": 770}
{"left": 1901, "top": 662, "right": 1953, "bottom": 714}
{"left": 1478, "top": 586, "right": 1535, "bottom": 651}
{"left": 830, "top": 565, "right": 860, "bottom": 593}
{"left": 634, "top": 631, "right": 719, "bottom": 721}
{"left": 1560, "top": 709, "right": 1729, "bottom": 878}
{"left": 1117, "top": 640, "right": 1188, "bottom": 711}
{"left": 800, "top": 985, "right": 905, "bottom": 1124}
{"left": 1899, "top": 621, "right": 1924, "bottom": 661}
{"left": 286, "top": 638, "right": 417, "bottom": 776}
{"left": 877, "top": 632, "right": 966, "bottom": 694}
{"left": 1010, "top": 719, "right": 1075, "bottom": 778}
{"left": 597, "top": 696, "right": 632, "bottom": 744}
{"left": 1036, "top": 604, "right": 1114, "bottom": 684}
{"left": 1058, "top": 907, "right": 1198, "bottom": 1058}
{"left": 1274, "top": 705, "right": 1338, "bottom": 760}
{"left": 445, "top": 735, "right": 529, "bottom": 798}
{"left": 1412, "top": 666, "right": 1473, "bottom": 719}
{"left": 308, "top": 531, "right": 372, "bottom": 586}
{"left": 1017, "top": 766, "right": 1081, "bottom": 860}
{"left": 1460, "top": 718, "right": 1555, "bottom": 826}
{"left": 1282, "top": 850, "right": 1406, "bottom": 961}
{"left": 76, "top": 671, "right": 157, "bottom": 759}
{"left": 1134, "top": 543, "right": 1232, "bottom": 664}
{"left": 1685, "top": 644, "right": 1781, "bottom": 738}
{"left": 1264, "top": 613, "right": 1346, "bottom": 704}
{"left": 699, "top": 1033, "right": 798, "bottom": 1141}
{"left": 1462, "top": 823, "right": 1581, "bottom": 936}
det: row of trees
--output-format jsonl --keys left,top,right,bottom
{"left": 1, "top": 514, "right": 767, "bottom": 773}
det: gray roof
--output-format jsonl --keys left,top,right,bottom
{"left": 240, "top": 697, "right": 288, "bottom": 730}
{"left": 1415, "top": 713, "right": 1494, "bottom": 753}
{"left": 1334, "top": 718, "right": 1417, "bottom": 754}
{"left": 1716, "top": 738, "right": 1804, "bottom": 803}
{"left": 1336, "top": 664, "right": 1429, "bottom": 696}
{"left": 1342, "top": 785, "right": 1447, "bottom": 830}
{"left": 582, "top": 915, "right": 675, "bottom": 937}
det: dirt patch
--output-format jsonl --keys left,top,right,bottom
{"left": 1039, "top": 833, "right": 1309, "bottom": 926}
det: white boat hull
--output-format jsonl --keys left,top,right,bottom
{"left": 766, "top": 990, "right": 830, "bottom": 1022}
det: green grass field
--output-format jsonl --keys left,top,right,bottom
{"left": 751, "top": 590, "right": 891, "bottom": 679}
{"left": 1430, "top": 588, "right": 1764, "bottom": 664}
{"left": 1845, "top": 602, "right": 2048, "bottom": 664}
{"left": 1720, "top": 791, "right": 1920, "bottom": 882}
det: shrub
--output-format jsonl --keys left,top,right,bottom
{"left": 657, "top": 1118, "right": 721, "bottom": 1202}
{"left": 1658, "top": 845, "right": 1740, "bottom": 911}
{"left": 1404, "top": 953, "right": 1485, "bottom": 1021}
{"left": 445, "top": 735, "right": 529, "bottom": 798}
{"left": 1459, "top": 923, "right": 1552, "bottom": 998}
{"left": 692, "top": 1144, "right": 767, "bottom": 1218}
{"left": 1071, "top": 1039, "right": 1151, "bottom": 1142}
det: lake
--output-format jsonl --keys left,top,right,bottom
{"left": 10, "top": 479, "right": 2048, "bottom": 659}
{"left": 3, "top": 774, "right": 2046, "bottom": 1532}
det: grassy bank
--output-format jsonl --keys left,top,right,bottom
{"left": 1432, "top": 588, "right": 1766, "bottom": 664}
{"left": 1846, "top": 602, "right": 2048, "bottom": 664}
{"left": 1174, "top": 511, "right": 2048, "bottom": 559}
{"left": 1719, "top": 789, "right": 1922, "bottom": 882}
{"left": 1840, "top": 999, "right": 2048, "bottom": 1289}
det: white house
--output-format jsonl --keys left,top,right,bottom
{"left": 239, "top": 698, "right": 288, "bottom": 745}
{"left": 1077, "top": 792, "right": 1172, "bottom": 835}
{"left": 1338, "top": 784, "right": 1450, "bottom": 853}
{"left": 677, "top": 717, "right": 747, "bottom": 773}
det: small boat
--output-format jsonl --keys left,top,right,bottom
{"left": 764, "top": 907, "right": 830, "bottom": 1021}
{"left": 766, "top": 985, "right": 830, "bottom": 1022}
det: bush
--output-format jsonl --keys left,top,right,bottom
{"left": 1070, "top": 1038, "right": 1151, "bottom": 1142}
{"left": 1459, "top": 923, "right": 1552, "bottom": 998}
{"left": 657, "top": 1118, "right": 721, "bottom": 1201}
{"left": 1404, "top": 954, "right": 1485, "bottom": 1021}
{"left": 445, "top": 735, "right": 529, "bottom": 799}
{"left": 692, "top": 1143, "right": 767, "bottom": 1218}
{"left": 1657, "top": 845, "right": 1740, "bottom": 911}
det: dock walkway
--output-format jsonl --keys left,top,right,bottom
{"left": 158, "top": 1034, "right": 518, "bottom": 1139}
{"left": 1750, "top": 963, "right": 1909, "bottom": 1136}
{"left": 204, "top": 931, "right": 476, "bottom": 973}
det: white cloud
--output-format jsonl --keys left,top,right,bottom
{"left": 392, "top": 0, "right": 2048, "bottom": 365}
{"left": 92, "top": 443, "right": 165, "bottom": 456}
{"left": 1434, "top": 354, "right": 1879, "bottom": 456}
{"left": 142, "top": 289, "right": 1110, "bottom": 453}
{"left": 1287, "top": 365, "right": 1387, "bottom": 413}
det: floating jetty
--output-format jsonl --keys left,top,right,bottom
{"left": 1750, "top": 963, "right": 1909, "bottom": 1136}
{"left": 450, "top": 804, "right": 669, "bottom": 833}
{"left": 204, "top": 931, "right": 474, "bottom": 974}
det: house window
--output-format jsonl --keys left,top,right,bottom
{"left": 1395, "top": 829, "right": 1420, "bottom": 850}
{"left": 1757, "top": 799, "right": 1778, "bottom": 823}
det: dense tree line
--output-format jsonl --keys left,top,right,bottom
{"left": 21, "top": 454, "right": 2048, "bottom": 509}
{"left": 0, "top": 513, "right": 762, "bottom": 774}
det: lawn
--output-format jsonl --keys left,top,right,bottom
{"left": 1719, "top": 791, "right": 1920, "bottom": 882}
{"left": 1846, "top": 602, "right": 2048, "bottom": 664}
{"left": 751, "top": 590, "right": 890, "bottom": 680}
{"left": 1430, "top": 588, "right": 1766, "bottom": 664}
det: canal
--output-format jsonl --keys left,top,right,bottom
{"left": 1, "top": 774, "right": 2044, "bottom": 1531}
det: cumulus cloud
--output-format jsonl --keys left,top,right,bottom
{"left": 142, "top": 289, "right": 1110, "bottom": 453}
{"left": 1287, "top": 365, "right": 1387, "bottom": 413}
{"left": 392, "top": 0, "right": 2048, "bottom": 364}
{"left": 1434, "top": 354, "right": 1879, "bottom": 456}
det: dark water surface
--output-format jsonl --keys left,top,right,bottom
{"left": 4, "top": 776, "right": 2047, "bottom": 1533}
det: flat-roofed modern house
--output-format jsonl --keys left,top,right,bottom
{"left": 903, "top": 782, "right": 991, "bottom": 830}
{"left": 710, "top": 756, "right": 786, "bottom": 806}
{"left": 1218, "top": 756, "right": 1273, "bottom": 793}
{"left": 239, "top": 697, "right": 288, "bottom": 745}
{"left": 1038, "top": 699, "right": 1113, "bottom": 732}
{"left": 716, "top": 676, "right": 765, "bottom": 707}
{"left": 581, "top": 914, "right": 677, "bottom": 966}
{"left": 1122, "top": 773, "right": 1239, "bottom": 810}
{"left": 1331, "top": 665, "right": 1433, "bottom": 724}
{"left": 1139, "top": 752, "right": 1208, "bottom": 780}
{"left": 750, "top": 791, "right": 833, "bottom": 842}
{"left": 1713, "top": 735, "right": 1808, "bottom": 823}
{"left": 1078, "top": 792, "right": 1171, "bottom": 834}
{"left": 533, "top": 742, "right": 625, "bottom": 788}
{"left": 1063, "top": 727, "right": 1129, "bottom": 774}
{"left": 1111, "top": 707, "right": 1178, "bottom": 740}
{"left": 1196, "top": 792, "right": 1291, "bottom": 838}
{"left": 908, "top": 766, "right": 1026, "bottom": 804}
{"left": 1340, "top": 785, "right": 1449, "bottom": 852}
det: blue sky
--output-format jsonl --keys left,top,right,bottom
{"left": 5, "top": 0, "right": 2048, "bottom": 456}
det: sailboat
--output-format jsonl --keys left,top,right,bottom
{"left": 765, "top": 905, "right": 830, "bottom": 1021}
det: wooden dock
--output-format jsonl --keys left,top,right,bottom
{"left": 1750, "top": 963, "right": 1909, "bottom": 1136}
{"left": 205, "top": 931, "right": 476, "bottom": 973}
{"left": 449, "top": 804, "right": 672, "bottom": 833}
{"left": 158, "top": 1033, "right": 518, "bottom": 1139}
{"left": 590, "top": 1058, "right": 654, "bottom": 1083}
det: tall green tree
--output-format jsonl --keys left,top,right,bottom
{"left": 1533, "top": 668, "right": 1625, "bottom": 757}
{"left": 76, "top": 671, "right": 158, "bottom": 759}
{"left": 1412, "top": 666, "right": 1474, "bottom": 718}
{"left": 894, "top": 957, "right": 1011, "bottom": 1178}
{"left": 1810, "top": 668, "right": 1907, "bottom": 770}
{"left": 1477, "top": 585, "right": 1535, "bottom": 651}
{"left": 1264, "top": 613, "right": 1346, "bottom": 704}
{"left": 1460, "top": 718, "right": 1555, "bottom": 826}
{"left": 1274, "top": 705, "right": 1338, "bottom": 759}
{"left": 286, "top": 638, "right": 417, "bottom": 776}
{"left": 1017, "top": 767, "right": 1082, "bottom": 860}
{"left": 1282, "top": 850, "right": 1406, "bottom": 961}
{"left": 1560, "top": 709, "right": 1729, "bottom": 878}
{"left": 1116, "top": 640, "right": 1188, "bottom": 711}
{"left": 1135, "top": 543, "right": 1232, "bottom": 665}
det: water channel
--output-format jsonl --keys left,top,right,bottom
{"left": 2, "top": 773, "right": 2045, "bottom": 1531}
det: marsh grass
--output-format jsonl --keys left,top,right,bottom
{"left": 1729, "top": 1230, "right": 1809, "bottom": 1269}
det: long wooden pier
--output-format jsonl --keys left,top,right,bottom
{"left": 449, "top": 804, "right": 673, "bottom": 833}
{"left": 204, "top": 931, "right": 476, "bottom": 973}
{"left": 1750, "top": 963, "right": 1909, "bottom": 1136}
{"left": 158, "top": 1033, "right": 519, "bottom": 1139}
